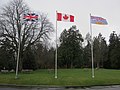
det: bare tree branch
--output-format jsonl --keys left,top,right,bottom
{"left": 0, "top": 0, "right": 54, "bottom": 56}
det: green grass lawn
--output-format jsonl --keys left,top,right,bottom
{"left": 0, "top": 69, "right": 120, "bottom": 86}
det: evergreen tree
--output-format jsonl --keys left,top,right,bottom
{"left": 0, "top": 38, "right": 15, "bottom": 71}
{"left": 83, "top": 33, "right": 91, "bottom": 68}
{"left": 83, "top": 41, "right": 91, "bottom": 67}
{"left": 58, "top": 26, "right": 83, "bottom": 68}
{"left": 22, "top": 47, "right": 37, "bottom": 70}
{"left": 93, "top": 33, "right": 108, "bottom": 69}
{"left": 108, "top": 31, "right": 120, "bottom": 69}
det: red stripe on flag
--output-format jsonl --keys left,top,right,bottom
{"left": 70, "top": 15, "right": 74, "bottom": 22}
{"left": 57, "top": 13, "right": 62, "bottom": 21}
{"left": 24, "top": 15, "right": 38, "bottom": 20}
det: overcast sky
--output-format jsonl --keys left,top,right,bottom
{"left": 1, "top": 0, "right": 120, "bottom": 44}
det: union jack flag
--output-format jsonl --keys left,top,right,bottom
{"left": 23, "top": 13, "right": 38, "bottom": 22}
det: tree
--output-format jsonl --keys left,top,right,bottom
{"left": 0, "top": 0, "right": 54, "bottom": 70}
{"left": 22, "top": 47, "right": 37, "bottom": 70}
{"left": 93, "top": 34, "right": 102, "bottom": 68}
{"left": 58, "top": 26, "right": 83, "bottom": 68}
{"left": 47, "top": 47, "right": 55, "bottom": 69}
{"left": 100, "top": 37, "right": 108, "bottom": 68}
{"left": 108, "top": 31, "right": 120, "bottom": 69}
{"left": 83, "top": 33, "right": 91, "bottom": 68}
{"left": 93, "top": 33, "right": 108, "bottom": 69}
{"left": 0, "top": 38, "right": 15, "bottom": 71}
{"left": 33, "top": 43, "right": 55, "bottom": 69}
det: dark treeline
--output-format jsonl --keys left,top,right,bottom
{"left": 0, "top": 0, "right": 120, "bottom": 71}
{"left": 1, "top": 25, "right": 120, "bottom": 71}
{"left": 58, "top": 26, "right": 120, "bottom": 69}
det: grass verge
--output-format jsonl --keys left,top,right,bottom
{"left": 0, "top": 69, "right": 120, "bottom": 86}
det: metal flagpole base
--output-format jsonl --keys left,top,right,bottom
{"left": 15, "top": 76, "right": 18, "bottom": 79}
{"left": 55, "top": 76, "right": 57, "bottom": 79}
{"left": 92, "top": 75, "right": 95, "bottom": 78}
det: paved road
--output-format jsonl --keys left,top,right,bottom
{"left": 0, "top": 85, "right": 120, "bottom": 90}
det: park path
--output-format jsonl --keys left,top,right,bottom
{"left": 0, "top": 85, "right": 120, "bottom": 90}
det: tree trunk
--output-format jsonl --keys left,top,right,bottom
{"left": 71, "top": 61, "right": 73, "bottom": 68}
{"left": 97, "top": 62, "right": 99, "bottom": 69}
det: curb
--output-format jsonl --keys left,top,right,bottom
{"left": 0, "top": 84, "right": 120, "bottom": 89}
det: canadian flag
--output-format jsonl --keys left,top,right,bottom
{"left": 57, "top": 12, "right": 74, "bottom": 22}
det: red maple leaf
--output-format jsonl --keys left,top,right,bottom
{"left": 63, "top": 14, "right": 69, "bottom": 20}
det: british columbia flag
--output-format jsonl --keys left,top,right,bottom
{"left": 91, "top": 16, "right": 108, "bottom": 25}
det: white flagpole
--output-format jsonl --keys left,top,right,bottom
{"left": 55, "top": 11, "right": 58, "bottom": 79}
{"left": 15, "top": 32, "right": 21, "bottom": 79}
{"left": 90, "top": 13, "right": 95, "bottom": 78}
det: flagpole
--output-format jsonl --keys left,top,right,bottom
{"left": 90, "top": 13, "right": 95, "bottom": 78}
{"left": 55, "top": 11, "right": 58, "bottom": 79}
{"left": 15, "top": 31, "right": 21, "bottom": 79}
